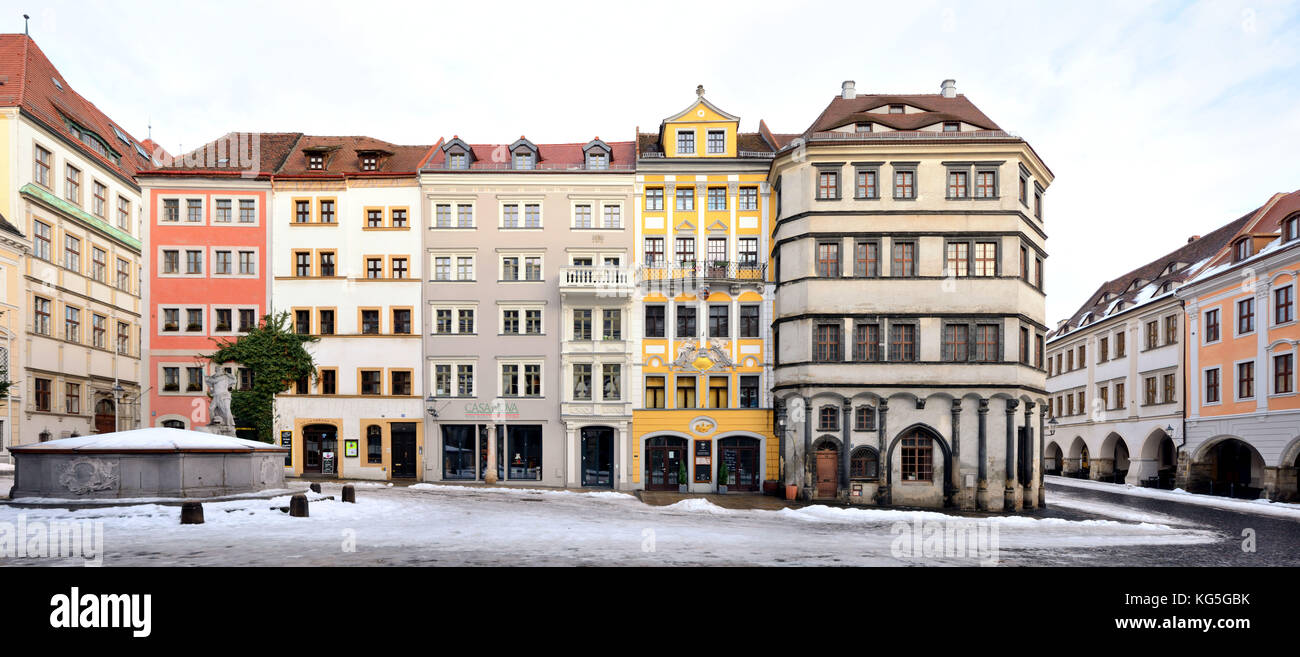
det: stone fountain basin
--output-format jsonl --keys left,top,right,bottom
{"left": 8, "top": 428, "right": 289, "bottom": 500}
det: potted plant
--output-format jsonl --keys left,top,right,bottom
{"left": 717, "top": 461, "right": 729, "bottom": 494}
{"left": 677, "top": 460, "right": 689, "bottom": 493}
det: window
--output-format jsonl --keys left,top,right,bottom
{"left": 644, "top": 237, "right": 664, "bottom": 266}
{"left": 1276, "top": 286, "right": 1295, "bottom": 324}
{"left": 366, "top": 426, "right": 382, "bottom": 463}
{"left": 1162, "top": 373, "right": 1176, "bottom": 403}
{"left": 706, "top": 130, "right": 725, "bottom": 154}
{"left": 507, "top": 426, "right": 544, "bottom": 480}
{"left": 91, "top": 247, "right": 107, "bottom": 281}
{"left": 1099, "top": 336, "right": 1109, "bottom": 362}
{"left": 573, "top": 363, "right": 592, "bottom": 400}
{"left": 646, "top": 376, "right": 666, "bottom": 409}
{"left": 394, "top": 309, "right": 413, "bottom": 334}
{"left": 1019, "top": 176, "right": 1028, "bottom": 205}
{"left": 855, "top": 169, "right": 878, "bottom": 199}
{"left": 64, "top": 235, "right": 81, "bottom": 272}
{"left": 901, "top": 432, "right": 932, "bottom": 481}
{"left": 602, "top": 204, "right": 621, "bottom": 228}
{"left": 34, "top": 378, "right": 51, "bottom": 411}
{"left": 573, "top": 309, "right": 592, "bottom": 340}
{"left": 707, "top": 187, "right": 727, "bottom": 211}
{"left": 854, "top": 323, "right": 881, "bottom": 362}
{"left": 1164, "top": 315, "right": 1178, "bottom": 343}
{"left": 1115, "top": 382, "right": 1125, "bottom": 409}
{"left": 851, "top": 447, "right": 879, "bottom": 479}
{"left": 161, "top": 308, "right": 179, "bottom": 332}
{"left": 65, "top": 164, "right": 81, "bottom": 203}
{"left": 361, "top": 309, "right": 380, "bottom": 335}
{"left": 186, "top": 308, "right": 203, "bottom": 332}
{"left": 448, "top": 152, "right": 467, "bottom": 170}
{"left": 675, "top": 188, "right": 694, "bottom": 211}
{"left": 943, "top": 122, "right": 960, "bottom": 132}
{"left": 739, "top": 187, "right": 758, "bottom": 210}
{"left": 740, "top": 305, "right": 760, "bottom": 338}
{"left": 893, "top": 169, "right": 915, "bottom": 199}
{"left": 974, "top": 170, "right": 996, "bottom": 198}
{"left": 214, "top": 250, "right": 232, "bottom": 275}
{"left": 525, "top": 309, "right": 542, "bottom": 334}
{"left": 817, "top": 170, "right": 839, "bottom": 200}
{"left": 945, "top": 242, "right": 969, "bottom": 277}
{"left": 602, "top": 309, "right": 622, "bottom": 340}
{"left": 65, "top": 383, "right": 81, "bottom": 415}
{"left": 891, "top": 241, "right": 916, "bottom": 277}
{"left": 186, "top": 198, "right": 203, "bottom": 223}
{"left": 738, "top": 237, "right": 759, "bottom": 266}
{"left": 64, "top": 306, "right": 81, "bottom": 342}
{"left": 815, "top": 323, "right": 842, "bottom": 362}
{"left": 739, "top": 375, "right": 759, "bottom": 409}
{"left": 185, "top": 249, "right": 202, "bottom": 275}
{"left": 708, "top": 377, "right": 729, "bottom": 408}
{"left": 308, "top": 154, "right": 324, "bottom": 170}
{"left": 598, "top": 363, "right": 619, "bottom": 400}
{"left": 33, "top": 221, "right": 51, "bottom": 261}
{"left": 708, "top": 305, "right": 729, "bottom": 338}
{"left": 513, "top": 151, "right": 534, "bottom": 170}
{"left": 1204, "top": 309, "right": 1220, "bottom": 343}
{"left": 91, "top": 314, "right": 106, "bottom": 348}
{"left": 319, "top": 199, "right": 335, "bottom": 223}
{"left": 675, "top": 376, "right": 697, "bottom": 409}
{"left": 239, "top": 199, "right": 255, "bottom": 223}
{"left": 573, "top": 204, "right": 593, "bottom": 228}
{"left": 943, "top": 324, "right": 969, "bottom": 361}
{"left": 889, "top": 324, "right": 918, "bottom": 361}
{"left": 947, "top": 170, "right": 968, "bottom": 198}
{"left": 117, "top": 322, "right": 130, "bottom": 354}
{"left": 360, "top": 370, "right": 382, "bottom": 395}
{"left": 366, "top": 208, "right": 384, "bottom": 228}
{"left": 215, "top": 309, "right": 232, "bottom": 332}
{"left": 241, "top": 309, "right": 257, "bottom": 332}
{"left": 645, "top": 306, "right": 666, "bottom": 338}
{"left": 1233, "top": 238, "right": 1251, "bottom": 262}
{"left": 1235, "top": 298, "right": 1254, "bottom": 334}
{"left": 818, "top": 406, "right": 839, "bottom": 431}
{"left": 187, "top": 367, "right": 204, "bottom": 393}
{"left": 855, "top": 122, "right": 873, "bottom": 132}
{"left": 677, "top": 130, "right": 695, "bottom": 154}
{"left": 1145, "top": 320, "right": 1159, "bottom": 349}
{"left": 586, "top": 151, "right": 607, "bottom": 169}
{"left": 214, "top": 199, "right": 232, "bottom": 223}
{"left": 645, "top": 188, "right": 664, "bottom": 211}
{"left": 817, "top": 242, "right": 840, "bottom": 277}
{"left": 1034, "top": 188, "right": 1043, "bottom": 220}
{"left": 1238, "top": 361, "right": 1255, "bottom": 399}
{"left": 295, "top": 200, "right": 311, "bottom": 223}
{"left": 366, "top": 257, "right": 383, "bottom": 279}
{"left": 1275, "top": 353, "right": 1295, "bottom": 395}
{"left": 239, "top": 251, "right": 256, "bottom": 275}
{"left": 34, "top": 145, "right": 51, "bottom": 187}
{"left": 855, "top": 406, "right": 877, "bottom": 431}
{"left": 676, "top": 305, "right": 697, "bottom": 338}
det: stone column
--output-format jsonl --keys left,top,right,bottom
{"left": 1004, "top": 399, "right": 1019, "bottom": 511}
{"left": 841, "top": 398, "right": 852, "bottom": 499}
{"left": 485, "top": 423, "right": 499, "bottom": 484}
{"left": 1022, "top": 401, "right": 1036, "bottom": 509}
{"left": 976, "top": 398, "right": 989, "bottom": 510}
{"left": 950, "top": 399, "right": 963, "bottom": 507}
{"left": 1038, "top": 406, "right": 1047, "bottom": 508}
{"left": 802, "top": 397, "right": 813, "bottom": 500}
{"left": 876, "top": 399, "right": 889, "bottom": 505}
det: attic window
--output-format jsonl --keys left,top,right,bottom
{"left": 51, "top": 77, "right": 63, "bottom": 91}
{"left": 361, "top": 155, "right": 378, "bottom": 171}
{"left": 1286, "top": 215, "right": 1299, "bottom": 242}
{"left": 943, "top": 122, "right": 960, "bottom": 132}
{"left": 1233, "top": 238, "right": 1251, "bottom": 262}
{"left": 855, "top": 122, "right": 873, "bottom": 133}
{"left": 449, "top": 152, "right": 467, "bottom": 169}
{"left": 586, "top": 152, "right": 607, "bottom": 170}
{"left": 888, "top": 104, "right": 904, "bottom": 114}
{"left": 308, "top": 154, "right": 324, "bottom": 170}
{"left": 513, "top": 151, "right": 534, "bottom": 170}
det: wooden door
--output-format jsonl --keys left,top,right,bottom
{"left": 390, "top": 423, "right": 417, "bottom": 478}
{"left": 816, "top": 450, "right": 839, "bottom": 498}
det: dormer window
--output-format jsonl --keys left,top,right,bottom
{"left": 1285, "top": 215, "right": 1298, "bottom": 242}
{"left": 449, "top": 152, "right": 467, "bottom": 169}
{"left": 706, "top": 130, "right": 725, "bottom": 154}
{"left": 943, "top": 122, "right": 960, "bottom": 132}
{"left": 361, "top": 155, "right": 378, "bottom": 171}
{"left": 855, "top": 122, "right": 873, "bottom": 133}
{"left": 308, "top": 154, "right": 324, "bottom": 170}
{"left": 676, "top": 130, "right": 695, "bottom": 155}
{"left": 1233, "top": 238, "right": 1252, "bottom": 262}
{"left": 889, "top": 104, "right": 905, "bottom": 114}
{"left": 586, "top": 152, "right": 607, "bottom": 170}
{"left": 513, "top": 151, "right": 534, "bottom": 170}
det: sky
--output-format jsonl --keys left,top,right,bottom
{"left": 4, "top": 0, "right": 1299, "bottom": 322}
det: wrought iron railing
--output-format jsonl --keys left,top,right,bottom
{"left": 638, "top": 260, "right": 767, "bottom": 282}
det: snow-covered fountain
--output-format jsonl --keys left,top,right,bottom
{"left": 8, "top": 428, "right": 288, "bottom": 501}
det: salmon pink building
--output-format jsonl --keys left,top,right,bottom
{"left": 137, "top": 133, "right": 301, "bottom": 432}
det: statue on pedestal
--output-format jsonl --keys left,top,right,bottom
{"left": 203, "top": 369, "right": 238, "bottom": 436}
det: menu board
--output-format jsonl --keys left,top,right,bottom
{"left": 280, "top": 430, "right": 292, "bottom": 466}
{"left": 721, "top": 448, "right": 738, "bottom": 486}
{"left": 694, "top": 440, "right": 712, "bottom": 483}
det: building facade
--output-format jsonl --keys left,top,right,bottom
{"left": 1044, "top": 212, "right": 1251, "bottom": 487}
{"left": 631, "top": 89, "right": 782, "bottom": 493}
{"left": 0, "top": 35, "right": 149, "bottom": 448}
{"left": 137, "top": 132, "right": 293, "bottom": 432}
{"left": 419, "top": 136, "right": 636, "bottom": 488}
{"left": 771, "top": 80, "right": 1053, "bottom": 510}
{"left": 1178, "top": 191, "right": 1300, "bottom": 501}
{"left": 272, "top": 136, "right": 430, "bottom": 481}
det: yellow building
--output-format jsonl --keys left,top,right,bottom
{"left": 630, "top": 87, "right": 790, "bottom": 492}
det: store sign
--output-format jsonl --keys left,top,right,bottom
{"left": 694, "top": 440, "right": 712, "bottom": 483}
{"left": 322, "top": 451, "right": 336, "bottom": 475}
{"left": 343, "top": 439, "right": 359, "bottom": 458}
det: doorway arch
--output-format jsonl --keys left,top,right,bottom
{"left": 644, "top": 435, "right": 688, "bottom": 490}
{"left": 885, "top": 424, "right": 954, "bottom": 505}
{"left": 302, "top": 424, "right": 339, "bottom": 476}
{"left": 717, "top": 436, "right": 760, "bottom": 492}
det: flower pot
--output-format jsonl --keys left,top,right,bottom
{"left": 678, "top": 484, "right": 688, "bottom": 493}
{"left": 785, "top": 484, "right": 798, "bottom": 501}
{"left": 717, "top": 485, "right": 727, "bottom": 495}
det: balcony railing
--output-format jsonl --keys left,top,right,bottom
{"left": 560, "top": 266, "right": 633, "bottom": 289}
{"left": 639, "top": 261, "right": 767, "bottom": 283}
{"left": 423, "top": 162, "right": 635, "bottom": 172}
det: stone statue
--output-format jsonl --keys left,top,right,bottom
{"left": 672, "top": 339, "right": 696, "bottom": 369}
{"left": 706, "top": 339, "right": 734, "bottom": 369}
{"left": 205, "top": 369, "right": 237, "bottom": 431}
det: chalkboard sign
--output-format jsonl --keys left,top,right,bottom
{"left": 280, "top": 430, "right": 292, "bottom": 466}
{"left": 323, "top": 451, "right": 336, "bottom": 475}
{"left": 721, "top": 448, "right": 738, "bottom": 486}
{"left": 693, "top": 440, "right": 712, "bottom": 483}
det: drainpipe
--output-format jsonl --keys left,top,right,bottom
{"left": 840, "top": 398, "right": 851, "bottom": 497}
{"left": 802, "top": 396, "right": 812, "bottom": 499}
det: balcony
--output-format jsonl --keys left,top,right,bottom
{"left": 639, "top": 261, "right": 767, "bottom": 285}
{"left": 559, "top": 266, "right": 633, "bottom": 297}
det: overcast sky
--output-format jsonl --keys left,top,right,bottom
{"left": 8, "top": 0, "right": 1299, "bottom": 322}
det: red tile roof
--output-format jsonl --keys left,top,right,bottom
{"left": 423, "top": 138, "right": 635, "bottom": 170}
{"left": 278, "top": 135, "right": 432, "bottom": 176}
{"left": 0, "top": 34, "right": 151, "bottom": 183}
{"left": 140, "top": 132, "right": 304, "bottom": 178}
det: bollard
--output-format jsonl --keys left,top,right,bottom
{"left": 309, "top": 483, "right": 322, "bottom": 494}
{"left": 289, "top": 493, "right": 309, "bottom": 517}
{"left": 180, "top": 501, "right": 204, "bottom": 525}
{"left": 341, "top": 484, "right": 356, "bottom": 503}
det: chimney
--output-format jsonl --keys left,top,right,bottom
{"left": 841, "top": 80, "right": 856, "bottom": 100}
{"left": 940, "top": 79, "right": 957, "bottom": 98}
{"left": 1187, "top": 235, "right": 1201, "bottom": 244}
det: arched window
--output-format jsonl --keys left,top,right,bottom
{"left": 850, "top": 446, "right": 879, "bottom": 480}
{"left": 161, "top": 419, "right": 185, "bottom": 429}
{"left": 366, "top": 425, "right": 383, "bottom": 464}
{"left": 817, "top": 405, "right": 839, "bottom": 431}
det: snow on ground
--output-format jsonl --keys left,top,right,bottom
{"left": 1047, "top": 475, "right": 1300, "bottom": 521}
{"left": 0, "top": 476, "right": 1221, "bottom": 566}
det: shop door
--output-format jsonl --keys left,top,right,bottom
{"left": 816, "top": 449, "right": 839, "bottom": 498}
{"left": 718, "top": 437, "right": 760, "bottom": 491}
{"left": 303, "top": 424, "right": 338, "bottom": 475}
{"left": 581, "top": 427, "right": 614, "bottom": 488}
{"left": 391, "top": 423, "right": 418, "bottom": 478}
{"left": 645, "top": 437, "right": 687, "bottom": 491}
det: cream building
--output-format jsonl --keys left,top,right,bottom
{"left": 770, "top": 80, "right": 1053, "bottom": 511}
{"left": 1, "top": 36, "right": 149, "bottom": 448}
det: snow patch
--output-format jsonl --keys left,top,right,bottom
{"left": 1047, "top": 476, "right": 1300, "bottom": 521}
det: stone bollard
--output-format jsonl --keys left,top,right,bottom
{"left": 341, "top": 485, "right": 356, "bottom": 503}
{"left": 289, "top": 493, "right": 309, "bottom": 517}
{"left": 309, "top": 483, "right": 322, "bottom": 494}
{"left": 180, "top": 502, "right": 204, "bottom": 525}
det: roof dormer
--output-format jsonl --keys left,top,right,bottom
{"left": 302, "top": 145, "right": 340, "bottom": 171}
{"left": 509, "top": 137, "right": 539, "bottom": 170}
{"left": 659, "top": 85, "right": 740, "bottom": 158}
{"left": 583, "top": 138, "right": 612, "bottom": 170}
{"left": 441, "top": 137, "right": 475, "bottom": 170}
{"left": 356, "top": 148, "right": 392, "bottom": 172}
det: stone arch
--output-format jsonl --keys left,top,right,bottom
{"left": 155, "top": 414, "right": 190, "bottom": 430}
{"left": 812, "top": 434, "right": 842, "bottom": 451}
{"left": 1098, "top": 432, "right": 1132, "bottom": 483}
{"left": 1189, "top": 435, "right": 1267, "bottom": 497}
{"left": 886, "top": 423, "right": 954, "bottom": 505}
{"left": 1279, "top": 435, "right": 1300, "bottom": 469}
{"left": 1134, "top": 426, "right": 1179, "bottom": 488}
{"left": 1066, "top": 436, "right": 1090, "bottom": 477}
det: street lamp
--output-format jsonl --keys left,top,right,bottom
{"left": 1047, "top": 417, "right": 1058, "bottom": 437}
{"left": 425, "top": 394, "right": 438, "bottom": 418}
{"left": 112, "top": 382, "right": 125, "bottom": 433}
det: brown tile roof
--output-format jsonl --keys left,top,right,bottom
{"left": 1049, "top": 206, "right": 1259, "bottom": 339}
{"left": 423, "top": 137, "right": 635, "bottom": 170}
{"left": 0, "top": 35, "right": 151, "bottom": 182}
{"left": 139, "top": 132, "right": 303, "bottom": 178}
{"left": 278, "top": 135, "right": 432, "bottom": 176}
{"left": 804, "top": 93, "right": 1001, "bottom": 135}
